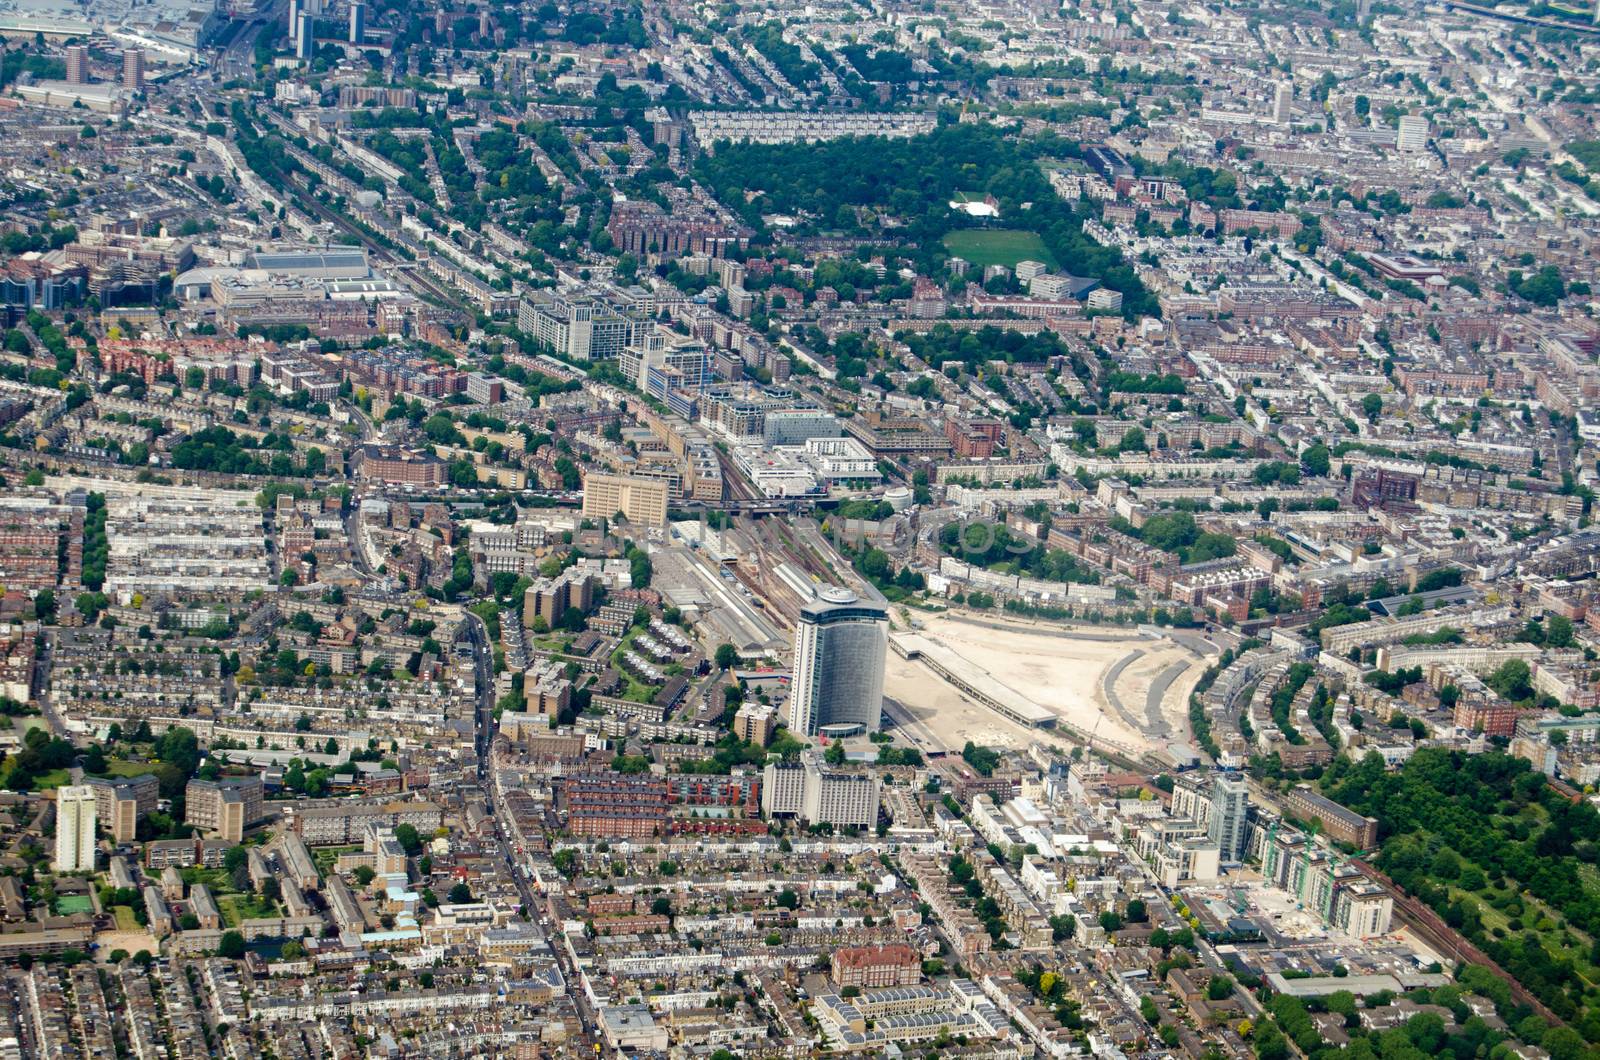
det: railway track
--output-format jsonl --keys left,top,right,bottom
{"left": 249, "top": 112, "right": 464, "bottom": 309}
{"left": 286, "top": 179, "right": 463, "bottom": 308}
{"left": 715, "top": 446, "right": 756, "bottom": 504}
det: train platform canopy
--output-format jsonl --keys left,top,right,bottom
{"left": 890, "top": 633, "right": 1056, "bottom": 728}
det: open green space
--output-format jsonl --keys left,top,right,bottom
{"left": 180, "top": 867, "right": 234, "bottom": 892}
{"left": 312, "top": 844, "right": 361, "bottom": 878}
{"left": 1568, "top": 140, "right": 1600, "bottom": 172}
{"left": 112, "top": 905, "right": 140, "bottom": 932}
{"left": 1324, "top": 748, "right": 1600, "bottom": 1032}
{"left": 610, "top": 626, "right": 674, "bottom": 705}
{"left": 693, "top": 123, "right": 1157, "bottom": 317}
{"left": 219, "top": 894, "right": 279, "bottom": 927}
{"left": 1449, "top": 884, "right": 1514, "bottom": 938}
{"left": 1531, "top": 3, "right": 1600, "bottom": 25}
{"left": 533, "top": 634, "right": 576, "bottom": 654}
{"left": 941, "top": 229, "right": 1058, "bottom": 269}
{"left": 616, "top": 676, "right": 657, "bottom": 704}
{"left": 53, "top": 896, "right": 92, "bottom": 916}
{"left": 0, "top": 766, "right": 68, "bottom": 791}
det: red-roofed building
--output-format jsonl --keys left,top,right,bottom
{"left": 831, "top": 944, "right": 922, "bottom": 989}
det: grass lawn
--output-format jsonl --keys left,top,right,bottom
{"left": 1451, "top": 885, "right": 1512, "bottom": 936}
{"left": 180, "top": 867, "right": 235, "bottom": 894}
{"left": 1454, "top": 880, "right": 1600, "bottom": 989}
{"left": 611, "top": 628, "right": 666, "bottom": 704}
{"left": 54, "top": 896, "right": 92, "bottom": 916}
{"left": 942, "top": 229, "right": 1058, "bottom": 270}
{"left": 619, "top": 677, "right": 659, "bottom": 704}
{"left": 1, "top": 767, "right": 69, "bottom": 791}
{"left": 112, "top": 905, "right": 140, "bottom": 932}
{"left": 312, "top": 844, "right": 361, "bottom": 877}
{"left": 218, "top": 894, "right": 278, "bottom": 928}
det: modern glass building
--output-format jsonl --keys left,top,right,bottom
{"left": 1208, "top": 773, "right": 1250, "bottom": 864}
{"left": 788, "top": 587, "right": 888, "bottom": 736}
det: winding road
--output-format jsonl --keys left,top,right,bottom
{"left": 1100, "top": 649, "right": 1149, "bottom": 735}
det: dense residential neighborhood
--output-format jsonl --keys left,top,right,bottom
{"left": 0, "top": 0, "right": 1594, "bottom": 1053}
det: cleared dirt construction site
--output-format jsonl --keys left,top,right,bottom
{"left": 884, "top": 611, "right": 1214, "bottom": 759}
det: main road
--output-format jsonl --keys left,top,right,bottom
{"left": 465, "top": 607, "right": 604, "bottom": 1046}
{"left": 462, "top": 611, "right": 494, "bottom": 775}
{"left": 214, "top": 0, "right": 285, "bottom": 80}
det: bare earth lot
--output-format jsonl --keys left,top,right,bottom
{"left": 885, "top": 611, "right": 1213, "bottom": 756}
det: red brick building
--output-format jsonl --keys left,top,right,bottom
{"left": 592, "top": 914, "right": 671, "bottom": 935}
{"left": 945, "top": 417, "right": 1005, "bottom": 459}
{"left": 831, "top": 944, "right": 922, "bottom": 989}
{"left": 562, "top": 771, "right": 669, "bottom": 838}
{"left": 1454, "top": 699, "right": 1520, "bottom": 739}
{"left": 100, "top": 345, "right": 168, "bottom": 385}
{"left": 354, "top": 445, "right": 448, "bottom": 487}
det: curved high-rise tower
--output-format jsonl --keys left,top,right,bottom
{"left": 787, "top": 587, "right": 888, "bottom": 737}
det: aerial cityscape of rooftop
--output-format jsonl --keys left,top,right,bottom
{"left": 0, "top": 0, "right": 1595, "bottom": 1053}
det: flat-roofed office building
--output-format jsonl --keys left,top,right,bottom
{"left": 581, "top": 472, "right": 669, "bottom": 526}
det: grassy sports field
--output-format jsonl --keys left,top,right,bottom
{"left": 942, "top": 229, "right": 1058, "bottom": 269}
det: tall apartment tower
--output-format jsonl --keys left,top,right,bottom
{"left": 54, "top": 786, "right": 97, "bottom": 872}
{"left": 787, "top": 587, "right": 888, "bottom": 736}
{"left": 295, "top": 12, "right": 315, "bottom": 59}
{"left": 349, "top": 0, "right": 366, "bottom": 43}
{"left": 1208, "top": 773, "right": 1250, "bottom": 864}
{"left": 84, "top": 773, "right": 158, "bottom": 844}
{"left": 288, "top": 0, "right": 301, "bottom": 33}
{"left": 65, "top": 46, "right": 89, "bottom": 85}
{"left": 122, "top": 49, "right": 145, "bottom": 93}
{"left": 186, "top": 777, "right": 264, "bottom": 844}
